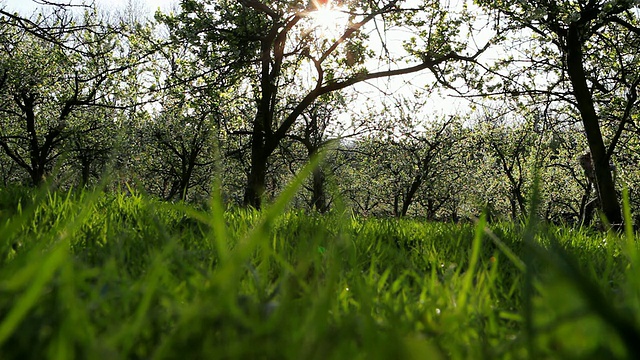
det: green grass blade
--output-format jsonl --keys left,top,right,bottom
{"left": 458, "top": 213, "right": 486, "bottom": 309}
{"left": 0, "top": 244, "right": 68, "bottom": 347}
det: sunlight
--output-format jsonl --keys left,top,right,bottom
{"left": 309, "top": 0, "right": 348, "bottom": 39}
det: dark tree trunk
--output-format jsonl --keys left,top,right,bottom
{"left": 244, "top": 135, "right": 268, "bottom": 209}
{"left": 426, "top": 198, "right": 437, "bottom": 221}
{"left": 28, "top": 166, "right": 46, "bottom": 187}
{"left": 509, "top": 198, "right": 518, "bottom": 220}
{"left": 243, "top": 34, "right": 278, "bottom": 210}
{"left": 566, "top": 26, "right": 622, "bottom": 226}
{"left": 80, "top": 155, "right": 91, "bottom": 187}
{"left": 303, "top": 141, "right": 329, "bottom": 213}
{"left": 178, "top": 168, "right": 192, "bottom": 201}
{"left": 9, "top": 92, "right": 67, "bottom": 187}
{"left": 393, "top": 193, "right": 400, "bottom": 217}
{"left": 512, "top": 186, "right": 526, "bottom": 218}
{"left": 311, "top": 166, "right": 327, "bottom": 213}
{"left": 178, "top": 149, "right": 199, "bottom": 201}
{"left": 579, "top": 180, "right": 595, "bottom": 226}
{"left": 166, "top": 180, "right": 180, "bottom": 201}
{"left": 243, "top": 97, "right": 275, "bottom": 209}
{"left": 492, "top": 144, "right": 527, "bottom": 218}
{"left": 400, "top": 175, "right": 422, "bottom": 217}
{"left": 23, "top": 94, "right": 45, "bottom": 186}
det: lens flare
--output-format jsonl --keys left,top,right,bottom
{"left": 309, "top": 0, "right": 347, "bottom": 39}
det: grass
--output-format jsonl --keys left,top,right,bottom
{"left": 0, "top": 183, "right": 638, "bottom": 359}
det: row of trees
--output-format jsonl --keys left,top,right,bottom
{"left": 0, "top": 0, "right": 638, "bottom": 227}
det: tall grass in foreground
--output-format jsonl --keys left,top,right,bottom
{"left": 0, "top": 183, "right": 638, "bottom": 358}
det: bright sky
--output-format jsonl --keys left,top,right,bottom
{"left": 2, "top": 0, "right": 176, "bottom": 16}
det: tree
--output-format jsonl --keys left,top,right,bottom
{"left": 140, "top": 103, "right": 218, "bottom": 201}
{"left": 282, "top": 91, "right": 365, "bottom": 213}
{"left": 375, "top": 95, "right": 468, "bottom": 218}
{"left": 332, "top": 105, "right": 470, "bottom": 220}
{"left": 160, "top": 0, "right": 487, "bottom": 209}
{"left": 0, "top": 7, "right": 149, "bottom": 187}
{"left": 475, "top": 0, "right": 640, "bottom": 226}
{"left": 135, "top": 33, "right": 223, "bottom": 202}
{"left": 67, "top": 106, "right": 120, "bottom": 187}
{"left": 475, "top": 108, "right": 538, "bottom": 219}
{"left": 336, "top": 137, "right": 389, "bottom": 216}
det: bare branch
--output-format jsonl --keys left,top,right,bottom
{"left": 238, "top": 0, "right": 279, "bottom": 19}
{"left": 33, "top": 0, "right": 94, "bottom": 8}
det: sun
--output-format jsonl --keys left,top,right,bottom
{"left": 309, "top": 0, "right": 347, "bottom": 39}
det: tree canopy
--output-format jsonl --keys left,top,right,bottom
{"left": 0, "top": 0, "right": 638, "bottom": 227}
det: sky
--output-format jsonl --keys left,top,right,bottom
{"left": 3, "top": 0, "right": 176, "bottom": 16}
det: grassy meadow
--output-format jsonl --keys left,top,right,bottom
{"left": 0, "top": 181, "right": 639, "bottom": 359}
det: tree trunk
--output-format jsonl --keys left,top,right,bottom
{"left": 178, "top": 169, "right": 192, "bottom": 201}
{"left": 178, "top": 151, "right": 199, "bottom": 201}
{"left": 426, "top": 198, "right": 436, "bottom": 220}
{"left": 509, "top": 197, "right": 518, "bottom": 220}
{"left": 311, "top": 166, "right": 327, "bottom": 213}
{"left": 243, "top": 34, "right": 277, "bottom": 210}
{"left": 23, "top": 95, "right": 45, "bottom": 186}
{"left": 579, "top": 180, "right": 594, "bottom": 226}
{"left": 244, "top": 136, "right": 268, "bottom": 209}
{"left": 392, "top": 193, "right": 400, "bottom": 217}
{"left": 512, "top": 185, "right": 527, "bottom": 218}
{"left": 566, "top": 26, "right": 623, "bottom": 226}
{"left": 400, "top": 175, "right": 422, "bottom": 217}
{"left": 29, "top": 166, "right": 46, "bottom": 187}
{"left": 80, "top": 155, "right": 91, "bottom": 187}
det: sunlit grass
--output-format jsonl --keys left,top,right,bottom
{"left": 0, "top": 181, "right": 638, "bottom": 359}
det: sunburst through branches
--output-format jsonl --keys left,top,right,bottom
{"left": 309, "top": 0, "right": 348, "bottom": 39}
